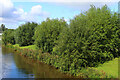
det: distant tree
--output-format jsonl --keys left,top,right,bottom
{"left": 0, "top": 24, "right": 8, "bottom": 32}
{"left": 2, "top": 29, "right": 15, "bottom": 45}
{"left": 15, "top": 22, "right": 38, "bottom": 46}
{"left": 1, "top": 24, "right": 5, "bottom": 31}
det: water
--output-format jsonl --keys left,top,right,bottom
{"left": 0, "top": 45, "right": 2, "bottom": 79}
{"left": 1, "top": 46, "right": 74, "bottom": 78}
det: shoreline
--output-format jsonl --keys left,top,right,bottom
{"left": 2, "top": 44, "right": 117, "bottom": 78}
{"left": 2, "top": 44, "right": 76, "bottom": 78}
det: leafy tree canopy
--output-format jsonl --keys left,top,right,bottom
{"left": 15, "top": 22, "right": 38, "bottom": 46}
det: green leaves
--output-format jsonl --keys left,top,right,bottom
{"left": 2, "top": 5, "right": 120, "bottom": 76}
{"left": 51, "top": 5, "right": 120, "bottom": 73}
{"left": 0, "top": 24, "right": 8, "bottom": 32}
{"left": 15, "top": 22, "right": 38, "bottom": 46}
{"left": 34, "top": 18, "right": 68, "bottom": 53}
{"left": 2, "top": 29, "right": 15, "bottom": 45}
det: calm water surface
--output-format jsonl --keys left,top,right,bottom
{"left": 1, "top": 46, "right": 75, "bottom": 78}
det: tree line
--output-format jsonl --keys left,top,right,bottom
{"left": 0, "top": 24, "right": 8, "bottom": 33}
{"left": 2, "top": 5, "right": 120, "bottom": 75}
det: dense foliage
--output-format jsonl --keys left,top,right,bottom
{"left": 33, "top": 18, "right": 68, "bottom": 53}
{"left": 0, "top": 24, "right": 8, "bottom": 32}
{"left": 2, "top": 5, "right": 120, "bottom": 76}
{"left": 2, "top": 29, "right": 15, "bottom": 45}
{"left": 52, "top": 5, "right": 120, "bottom": 73}
{"left": 15, "top": 22, "right": 38, "bottom": 46}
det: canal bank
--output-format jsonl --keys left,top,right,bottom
{"left": 1, "top": 46, "right": 76, "bottom": 78}
{"left": 2, "top": 44, "right": 115, "bottom": 78}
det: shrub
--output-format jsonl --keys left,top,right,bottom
{"left": 15, "top": 22, "right": 38, "bottom": 46}
{"left": 33, "top": 18, "right": 68, "bottom": 53}
{"left": 2, "top": 29, "right": 15, "bottom": 45}
{"left": 53, "top": 5, "right": 119, "bottom": 73}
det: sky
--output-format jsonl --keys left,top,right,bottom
{"left": 0, "top": 0, "right": 119, "bottom": 29}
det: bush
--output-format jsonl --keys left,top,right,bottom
{"left": 33, "top": 18, "right": 68, "bottom": 53}
{"left": 77, "top": 67, "right": 114, "bottom": 78}
{"left": 15, "top": 22, "right": 38, "bottom": 46}
{"left": 2, "top": 29, "right": 15, "bottom": 45}
{"left": 53, "top": 5, "right": 119, "bottom": 72}
{"left": 3, "top": 5, "right": 120, "bottom": 76}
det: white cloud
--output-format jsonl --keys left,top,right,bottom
{"left": 0, "top": 0, "right": 49, "bottom": 28}
{"left": 15, "top": 5, "right": 49, "bottom": 22}
{"left": 0, "top": 0, "right": 118, "bottom": 29}
{"left": 0, "top": 17, "right": 2, "bottom": 20}
{"left": 0, "top": 0, "right": 14, "bottom": 17}
{"left": 30, "top": 5, "right": 49, "bottom": 18}
{"left": 0, "top": 0, "right": 13, "bottom": 9}
{"left": 0, "top": 0, "right": 49, "bottom": 21}
{"left": 30, "top": 5, "right": 42, "bottom": 15}
{"left": 58, "top": 2, "right": 117, "bottom": 12}
{"left": 13, "top": 8, "right": 24, "bottom": 15}
{"left": 0, "top": 17, "right": 18, "bottom": 23}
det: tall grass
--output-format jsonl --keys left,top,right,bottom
{"left": 13, "top": 44, "right": 38, "bottom": 50}
{"left": 94, "top": 57, "right": 119, "bottom": 78}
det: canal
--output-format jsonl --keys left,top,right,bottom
{"left": 0, "top": 46, "right": 75, "bottom": 78}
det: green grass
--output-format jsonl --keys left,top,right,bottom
{"left": 94, "top": 57, "right": 119, "bottom": 78}
{"left": 12, "top": 44, "right": 120, "bottom": 78}
{"left": 78, "top": 57, "right": 119, "bottom": 78}
{"left": 0, "top": 36, "right": 1, "bottom": 39}
{"left": 13, "top": 44, "right": 19, "bottom": 47}
{"left": 13, "top": 44, "right": 38, "bottom": 50}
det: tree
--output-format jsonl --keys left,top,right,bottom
{"left": 0, "top": 24, "right": 8, "bottom": 32}
{"left": 1, "top": 24, "right": 5, "bottom": 31}
{"left": 33, "top": 18, "right": 68, "bottom": 53}
{"left": 15, "top": 22, "right": 38, "bottom": 46}
{"left": 52, "top": 5, "right": 119, "bottom": 72}
{"left": 2, "top": 29, "right": 15, "bottom": 45}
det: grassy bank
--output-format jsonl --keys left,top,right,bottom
{"left": 2, "top": 5, "right": 120, "bottom": 79}
{"left": 95, "top": 57, "right": 119, "bottom": 78}
{"left": 13, "top": 44, "right": 38, "bottom": 50}
{"left": 78, "top": 57, "right": 120, "bottom": 78}
{"left": 14, "top": 44, "right": 119, "bottom": 78}
{"left": 3, "top": 44, "right": 119, "bottom": 78}
{"left": 79, "top": 57, "right": 119, "bottom": 78}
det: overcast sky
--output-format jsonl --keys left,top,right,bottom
{"left": 0, "top": 0, "right": 119, "bottom": 29}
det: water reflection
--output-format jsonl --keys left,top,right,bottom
{"left": 0, "top": 46, "right": 2, "bottom": 79}
{"left": 2, "top": 47, "right": 74, "bottom": 78}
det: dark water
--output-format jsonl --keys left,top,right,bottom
{"left": 1, "top": 46, "right": 75, "bottom": 78}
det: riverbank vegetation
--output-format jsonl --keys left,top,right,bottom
{"left": 95, "top": 57, "right": 119, "bottom": 78}
{"left": 13, "top": 44, "right": 37, "bottom": 50}
{"left": 2, "top": 5, "right": 120, "bottom": 78}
